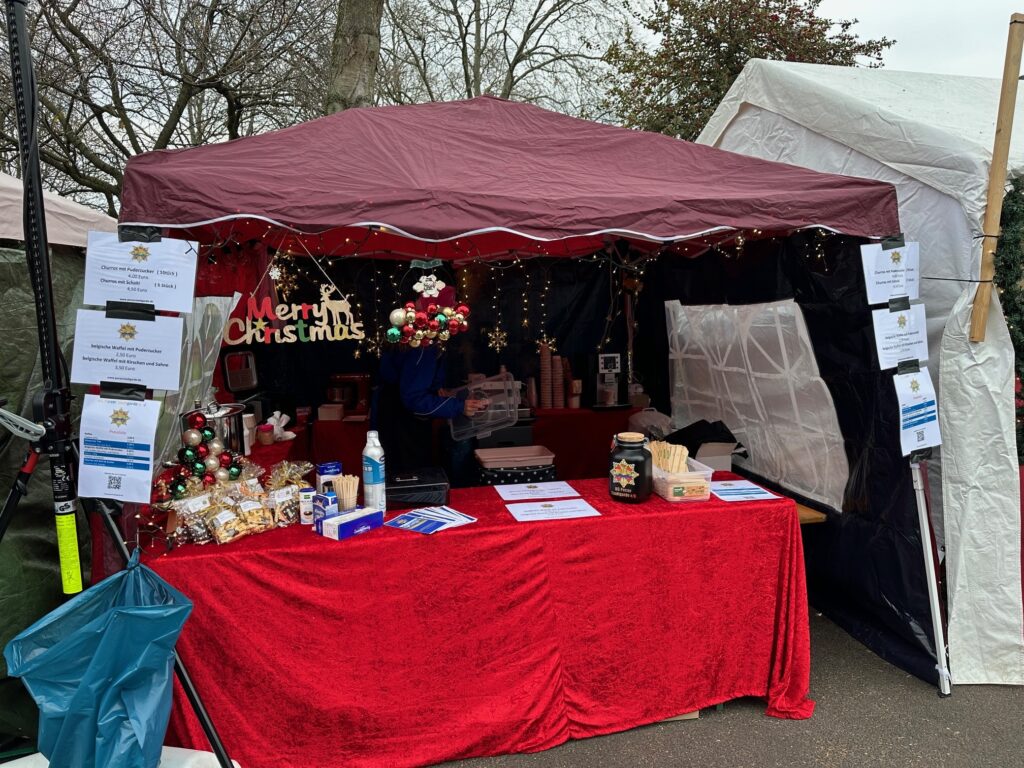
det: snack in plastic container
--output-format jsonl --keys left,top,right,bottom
{"left": 204, "top": 501, "right": 248, "bottom": 544}
{"left": 268, "top": 485, "right": 300, "bottom": 526}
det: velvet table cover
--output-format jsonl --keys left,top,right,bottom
{"left": 152, "top": 476, "right": 813, "bottom": 768}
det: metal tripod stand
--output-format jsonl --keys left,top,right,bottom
{"left": 1, "top": 1, "right": 235, "bottom": 765}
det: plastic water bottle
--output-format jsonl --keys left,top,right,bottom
{"left": 362, "top": 430, "right": 386, "bottom": 512}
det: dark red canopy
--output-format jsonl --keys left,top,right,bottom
{"left": 120, "top": 96, "right": 898, "bottom": 259}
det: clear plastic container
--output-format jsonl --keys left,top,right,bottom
{"left": 449, "top": 372, "right": 520, "bottom": 441}
{"left": 652, "top": 457, "right": 714, "bottom": 502}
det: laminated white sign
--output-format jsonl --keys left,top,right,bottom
{"left": 893, "top": 366, "right": 941, "bottom": 456}
{"left": 78, "top": 394, "right": 161, "bottom": 503}
{"left": 70, "top": 309, "right": 184, "bottom": 391}
{"left": 871, "top": 303, "right": 929, "bottom": 370}
{"left": 860, "top": 241, "right": 920, "bottom": 305}
{"left": 83, "top": 231, "right": 197, "bottom": 313}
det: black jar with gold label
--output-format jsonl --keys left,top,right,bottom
{"left": 608, "top": 431, "right": 652, "bottom": 503}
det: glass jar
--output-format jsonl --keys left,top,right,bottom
{"left": 608, "top": 431, "right": 652, "bottom": 503}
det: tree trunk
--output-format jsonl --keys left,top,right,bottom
{"left": 325, "top": 0, "right": 385, "bottom": 114}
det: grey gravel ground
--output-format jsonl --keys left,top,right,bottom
{"left": 441, "top": 613, "right": 1024, "bottom": 768}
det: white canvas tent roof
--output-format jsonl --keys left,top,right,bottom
{"left": 0, "top": 172, "right": 116, "bottom": 247}
{"left": 699, "top": 59, "right": 1022, "bottom": 686}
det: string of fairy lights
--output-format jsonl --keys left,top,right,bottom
{"left": 206, "top": 225, "right": 832, "bottom": 358}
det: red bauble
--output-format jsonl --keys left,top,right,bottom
{"left": 202, "top": 473, "right": 217, "bottom": 486}
{"left": 196, "top": 443, "right": 209, "bottom": 458}
{"left": 427, "top": 303, "right": 438, "bottom": 315}
{"left": 460, "top": 322, "right": 468, "bottom": 331}
{"left": 219, "top": 453, "right": 233, "bottom": 468}
{"left": 413, "top": 311, "right": 428, "bottom": 328}
{"left": 427, "top": 319, "right": 440, "bottom": 332}
{"left": 404, "top": 301, "right": 416, "bottom": 310}
{"left": 449, "top": 325, "right": 460, "bottom": 336}
{"left": 400, "top": 335, "right": 410, "bottom": 344}
{"left": 422, "top": 337, "right": 433, "bottom": 346}
{"left": 189, "top": 412, "right": 207, "bottom": 429}
{"left": 456, "top": 304, "right": 470, "bottom": 317}
{"left": 401, "top": 324, "right": 415, "bottom": 337}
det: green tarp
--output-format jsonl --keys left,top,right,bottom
{"left": 0, "top": 245, "right": 91, "bottom": 740}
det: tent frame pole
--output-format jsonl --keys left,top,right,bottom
{"left": 911, "top": 461, "right": 952, "bottom": 695}
{"left": 970, "top": 12, "right": 1024, "bottom": 342}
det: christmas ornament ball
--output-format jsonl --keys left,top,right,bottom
{"left": 409, "top": 338, "right": 421, "bottom": 348}
{"left": 405, "top": 310, "right": 416, "bottom": 324}
{"left": 196, "top": 443, "right": 209, "bottom": 459}
{"left": 456, "top": 304, "right": 470, "bottom": 317}
{"left": 401, "top": 324, "right": 415, "bottom": 337}
{"left": 453, "top": 312, "right": 465, "bottom": 323}
{"left": 204, "top": 455, "right": 221, "bottom": 472}
{"left": 435, "top": 313, "right": 448, "bottom": 327}
{"left": 389, "top": 308, "right": 408, "bottom": 327}
{"left": 183, "top": 429, "right": 203, "bottom": 447}
{"left": 189, "top": 412, "right": 207, "bottom": 429}
{"left": 422, "top": 338, "right": 433, "bottom": 346}
{"left": 460, "top": 321, "right": 469, "bottom": 332}
{"left": 428, "top": 319, "right": 440, "bottom": 332}
{"left": 427, "top": 303, "right": 438, "bottom": 315}
{"left": 228, "top": 465, "right": 242, "bottom": 480}
{"left": 404, "top": 301, "right": 416, "bottom": 310}
{"left": 214, "top": 468, "right": 231, "bottom": 483}
{"left": 191, "top": 461, "right": 207, "bottom": 476}
{"left": 442, "top": 307, "right": 454, "bottom": 318}
{"left": 414, "top": 311, "right": 428, "bottom": 328}
{"left": 426, "top": 330, "right": 438, "bottom": 339}
{"left": 439, "top": 330, "right": 450, "bottom": 341}
{"left": 414, "top": 330, "right": 425, "bottom": 340}
{"left": 386, "top": 327, "right": 402, "bottom": 343}
{"left": 219, "top": 453, "right": 233, "bottom": 468}
{"left": 202, "top": 473, "right": 216, "bottom": 486}
{"left": 201, "top": 427, "right": 216, "bottom": 442}
{"left": 208, "top": 438, "right": 225, "bottom": 456}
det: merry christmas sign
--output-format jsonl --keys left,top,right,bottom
{"left": 224, "top": 284, "right": 365, "bottom": 345}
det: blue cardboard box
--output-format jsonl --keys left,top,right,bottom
{"left": 320, "top": 509, "right": 384, "bottom": 541}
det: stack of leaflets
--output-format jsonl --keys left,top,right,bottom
{"left": 384, "top": 506, "right": 476, "bottom": 534}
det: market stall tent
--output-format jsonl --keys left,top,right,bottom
{"left": 119, "top": 97, "right": 964, "bottom": 687}
{"left": 699, "top": 59, "right": 1023, "bottom": 686}
{"left": 0, "top": 171, "right": 116, "bottom": 247}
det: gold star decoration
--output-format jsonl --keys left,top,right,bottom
{"left": 110, "top": 408, "right": 130, "bottom": 426}
{"left": 130, "top": 245, "right": 149, "bottom": 262}
{"left": 910, "top": 379, "right": 920, "bottom": 393}
{"left": 486, "top": 325, "right": 508, "bottom": 353}
{"left": 118, "top": 323, "right": 137, "bottom": 340}
{"left": 890, "top": 250, "right": 902, "bottom": 265}
{"left": 897, "top": 315, "right": 907, "bottom": 329}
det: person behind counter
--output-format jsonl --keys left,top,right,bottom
{"left": 374, "top": 332, "right": 487, "bottom": 476}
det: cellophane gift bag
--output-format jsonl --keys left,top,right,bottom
{"left": 4, "top": 549, "right": 192, "bottom": 768}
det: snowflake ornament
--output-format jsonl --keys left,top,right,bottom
{"left": 269, "top": 264, "right": 282, "bottom": 281}
{"left": 413, "top": 273, "right": 446, "bottom": 298}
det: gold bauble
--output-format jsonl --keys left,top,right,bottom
{"left": 453, "top": 313, "right": 465, "bottom": 323}
{"left": 414, "top": 330, "right": 424, "bottom": 340}
{"left": 442, "top": 307, "right": 454, "bottom": 318}
{"left": 409, "top": 338, "right": 421, "bottom": 348}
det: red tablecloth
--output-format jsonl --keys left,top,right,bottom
{"left": 532, "top": 408, "right": 639, "bottom": 479}
{"left": 154, "top": 476, "right": 812, "bottom": 768}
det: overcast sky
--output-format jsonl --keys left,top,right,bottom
{"left": 819, "top": 0, "right": 1015, "bottom": 79}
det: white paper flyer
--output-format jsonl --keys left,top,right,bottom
{"left": 893, "top": 366, "right": 942, "bottom": 456}
{"left": 83, "top": 231, "right": 198, "bottom": 313}
{"left": 70, "top": 309, "right": 184, "bottom": 391}
{"left": 871, "top": 303, "right": 929, "bottom": 370}
{"left": 860, "top": 241, "right": 920, "bottom": 305}
{"left": 77, "top": 394, "right": 161, "bottom": 503}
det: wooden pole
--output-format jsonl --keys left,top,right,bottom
{"left": 970, "top": 13, "right": 1024, "bottom": 342}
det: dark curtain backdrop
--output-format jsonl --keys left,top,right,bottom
{"left": 199, "top": 235, "right": 937, "bottom": 683}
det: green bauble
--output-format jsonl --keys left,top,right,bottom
{"left": 435, "top": 313, "right": 448, "bottom": 327}
{"left": 191, "top": 461, "right": 207, "bottom": 476}
{"left": 171, "top": 481, "right": 188, "bottom": 499}
{"left": 385, "top": 327, "right": 401, "bottom": 343}
{"left": 182, "top": 446, "right": 199, "bottom": 462}
{"left": 228, "top": 465, "right": 242, "bottom": 480}
{"left": 200, "top": 427, "right": 216, "bottom": 442}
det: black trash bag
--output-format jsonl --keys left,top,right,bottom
{"left": 3, "top": 549, "right": 192, "bottom": 768}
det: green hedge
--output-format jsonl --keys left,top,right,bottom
{"left": 994, "top": 181, "right": 1024, "bottom": 462}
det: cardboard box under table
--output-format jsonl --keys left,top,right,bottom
{"left": 150, "top": 474, "right": 812, "bottom": 768}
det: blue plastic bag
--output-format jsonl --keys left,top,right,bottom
{"left": 4, "top": 549, "right": 192, "bottom": 768}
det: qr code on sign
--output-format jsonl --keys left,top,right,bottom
{"left": 107, "top": 475, "right": 122, "bottom": 491}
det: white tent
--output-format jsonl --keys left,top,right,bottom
{"left": 0, "top": 172, "right": 116, "bottom": 247}
{"left": 698, "top": 59, "right": 1022, "bottom": 686}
